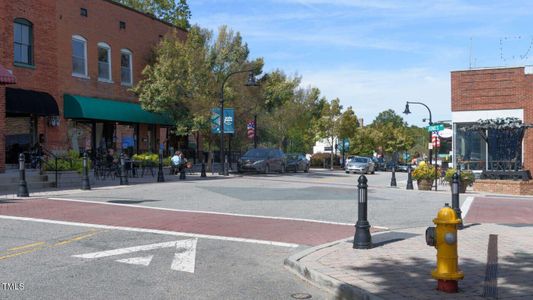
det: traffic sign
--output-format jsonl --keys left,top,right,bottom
{"left": 427, "top": 124, "right": 444, "bottom": 132}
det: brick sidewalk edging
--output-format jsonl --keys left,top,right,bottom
{"left": 284, "top": 232, "right": 391, "bottom": 300}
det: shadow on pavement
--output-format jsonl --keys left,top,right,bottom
{"left": 335, "top": 250, "right": 533, "bottom": 299}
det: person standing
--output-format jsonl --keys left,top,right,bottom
{"left": 171, "top": 151, "right": 181, "bottom": 175}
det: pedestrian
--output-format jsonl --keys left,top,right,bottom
{"left": 171, "top": 151, "right": 181, "bottom": 175}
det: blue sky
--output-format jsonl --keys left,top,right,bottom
{"left": 189, "top": 0, "right": 533, "bottom": 126}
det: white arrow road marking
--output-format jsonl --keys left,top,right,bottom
{"left": 171, "top": 238, "right": 197, "bottom": 273}
{"left": 73, "top": 239, "right": 197, "bottom": 273}
{"left": 116, "top": 255, "right": 153, "bottom": 266}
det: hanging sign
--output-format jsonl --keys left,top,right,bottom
{"left": 211, "top": 108, "right": 235, "bottom": 134}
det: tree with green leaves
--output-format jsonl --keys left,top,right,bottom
{"left": 315, "top": 98, "right": 342, "bottom": 169}
{"left": 372, "top": 109, "right": 406, "bottom": 128}
{"left": 113, "top": 0, "right": 191, "bottom": 29}
{"left": 133, "top": 26, "right": 214, "bottom": 137}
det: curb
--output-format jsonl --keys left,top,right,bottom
{"left": 284, "top": 232, "right": 390, "bottom": 300}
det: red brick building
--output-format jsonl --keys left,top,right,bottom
{"left": 0, "top": 0, "right": 186, "bottom": 172}
{"left": 451, "top": 66, "right": 533, "bottom": 173}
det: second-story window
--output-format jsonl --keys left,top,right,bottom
{"left": 14, "top": 18, "right": 34, "bottom": 66}
{"left": 120, "top": 49, "right": 132, "bottom": 86}
{"left": 97, "top": 42, "right": 112, "bottom": 82}
{"left": 72, "top": 35, "right": 87, "bottom": 77}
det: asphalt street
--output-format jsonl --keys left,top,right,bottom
{"left": 0, "top": 169, "right": 468, "bottom": 299}
{"left": 0, "top": 219, "right": 329, "bottom": 300}
{"left": 49, "top": 169, "right": 465, "bottom": 229}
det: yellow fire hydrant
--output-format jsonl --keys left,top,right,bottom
{"left": 425, "top": 203, "right": 464, "bottom": 293}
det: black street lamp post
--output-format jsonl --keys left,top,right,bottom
{"left": 403, "top": 101, "right": 437, "bottom": 191}
{"left": 219, "top": 69, "right": 258, "bottom": 176}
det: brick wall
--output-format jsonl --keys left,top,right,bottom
{"left": 0, "top": 0, "right": 185, "bottom": 171}
{"left": 474, "top": 179, "right": 533, "bottom": 195}
{"left": 451, "top": 67, "right": 533, "bottom": 171}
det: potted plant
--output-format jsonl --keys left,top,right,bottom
{"left": 412, "top": 163, "right": 438, "bottom": 190}
{"left": 444, "top": 168, "right": 475, "bottom": 193}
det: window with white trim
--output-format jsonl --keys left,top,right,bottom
{"left": 97, "top": 42, "right": 112, "bottom": 81}
{"left": 72, "top": 35, "right": 87, "bottom": 77}
{"left": 14, "top": 18, "right": 34, "bottom": 65}
{"left": 120, "top": 49, "right": 133, "bottom": 85}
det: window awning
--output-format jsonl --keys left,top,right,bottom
{"left": 6, "top": 88, "right": 59, "bottom": 116}
{"left": 0, "top": 64, "right": 16, "bottom": 84}
{"left": 63, "top": 94, "right": 174, "bottom": 126}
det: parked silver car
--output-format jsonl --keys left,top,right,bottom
{"left": 345, "top": 156, "right": 375, "bottom": 174}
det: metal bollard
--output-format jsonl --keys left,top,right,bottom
{"left": 119, "top": 153, "right": 128, "bottom": 185}
{"left": 201, "top": 159, "right": 207, "bottom": 178}
{"left": 17, "top": 153, "right": 29, "bottom": 197}
{"left": 390, "top": 164, "right": 397, "bottom": 187}
{"left": 353, "top": 175, "right": 372, "bottom": 249}
{"left": 451, "top": 172, "right": 463, "bottom": 229}
{"left": 157, "top": 151, "right": 165, "bottom": 183}
{"left": 81, "top": 152, "right": 91, "bottom": 190}
{"left": 179, "top": 167, "right": 186, "bottom": 180}
{"left": 406, "top": 165, "right": 414, "bottom": 190}
{"left": 223, "top": 155, "right": 229, "bottom": 176}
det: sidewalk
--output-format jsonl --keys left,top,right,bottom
{"left": 285, "top": 223, "right": 533, "bottom": 299}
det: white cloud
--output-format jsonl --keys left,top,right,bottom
{"left": 298, "top": 67, "right": 451, "bottom": 125}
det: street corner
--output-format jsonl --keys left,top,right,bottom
{"left": 285, "top": 223, "right": 533, "bottom": 300}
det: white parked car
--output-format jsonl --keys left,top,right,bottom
{"left": 345, "top": 156, "right": 375, "bottom": 174}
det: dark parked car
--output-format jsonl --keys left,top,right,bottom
{"left": 286, "top": 153, "right": 309, "bottom": 173}
{"left": 237, "top": 148, "right": 287, "bottom": 173}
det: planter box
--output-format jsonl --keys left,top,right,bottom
{"left": 417, "top": 179, "right": 432, "bottom": 190}
{"left": 474, "top": 179, "right": 533, "bottom": 195}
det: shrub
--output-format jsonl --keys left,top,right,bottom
{"left": 443, "top": 168, "right": 475, "bottom": 186}
{"left": 310, "top": 153, "right": 340, "bottom": 167}
{"left": 42, "top": 150, "right": 90, "bottom": 173}
{"left": 412, "top": 163, "right": 439, "bottom": 181}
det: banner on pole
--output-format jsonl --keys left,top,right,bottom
{"left": 247, "top": 120, "right": 255, "bottom": 139}
{"left": 211, "top": 108, "right": 235, "bottom": 134}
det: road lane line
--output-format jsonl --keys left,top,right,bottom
{"left": 0, "top": 246, "right": 46, "bottom": 260}
{"left": 0, "top": 215, "right": 299, "bottom": 248}
{"left": 46, "top": 197, "right": 355, "bottom": 226}
{"left": 8, "top": 241, "right": 45, "bottom": 251}
{"left": 116, "top": 255, "right": 153, "bottom": 266}
{"left": 461, "top": 196, "right": 474, "bottom": 218}
{"left": 171, "top": 238, "right": 197, "bottom": 273}
{"left": 53, "top": 230, "right": 103, "bottom": 247}
{"left": 73, "top": 240, "right": 180, "bottom": 258}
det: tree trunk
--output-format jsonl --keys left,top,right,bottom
{"left": 330, "top": 136, "right": 334, "bottom": 171}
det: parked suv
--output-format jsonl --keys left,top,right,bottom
{"left": 237, "top": 148, "right": 287, "bottom": 173}
{"left": 286, "top": 153, "right": 310, "bottom": 173}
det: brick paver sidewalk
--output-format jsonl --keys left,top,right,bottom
{"left": 285, "top": 223, "right": 533, "bottom": 299}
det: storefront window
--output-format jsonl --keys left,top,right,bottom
{"left": 67, "top": 121, "right": 92, "bottom": 154}
{"left": 455, "top": 123, "right": 487, "bottom": 170}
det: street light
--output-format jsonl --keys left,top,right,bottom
{"left": 219, "top": 68, "right": 259, "bottom": 176}
{"left": 403, "top": 101, "right": 437, "bottom": 191}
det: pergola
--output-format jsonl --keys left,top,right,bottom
{"left": 460, "top": 117, "right": 533, "bottom": 180}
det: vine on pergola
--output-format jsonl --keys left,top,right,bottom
{"left": 460, "top": 117, "right": 533, "bottom": 164}
{"left": 460, "top": 117, "right": 533, "bottom": 143}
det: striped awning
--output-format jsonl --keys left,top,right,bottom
{"left": 0, "top": 63, "right": 16, "bottom": 84}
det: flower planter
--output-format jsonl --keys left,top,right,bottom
{"left": 450, "top": 182, "right": 468, "bottom": 193}
{"left": 417, "top": 179, "right": 433, "bottom": 190}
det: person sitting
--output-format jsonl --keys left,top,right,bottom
{"left": 171, "top": 151, "right": 182, "bottom": 175}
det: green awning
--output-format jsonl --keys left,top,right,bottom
{"left": 64, "top": 94, "right": 174, "bottom": 126}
